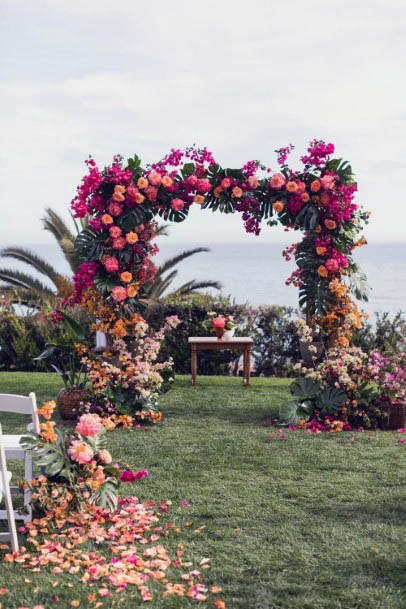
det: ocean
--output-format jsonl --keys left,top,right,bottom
{"left": 3, "top": 242, "right": 405, "bottom": 316}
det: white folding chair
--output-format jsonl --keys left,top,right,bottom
{"left": 0, "top": 424, "right": 19, "bottom": 552}
{"left": 0, "top": 392, "right": 39, "bottom": 522}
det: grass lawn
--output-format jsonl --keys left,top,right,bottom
{"left": 0, "top": 372, "right": 405, "bottom": 609}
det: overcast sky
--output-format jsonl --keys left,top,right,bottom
{"left": 1, "top": 0, "right": 405, "bottom": 246}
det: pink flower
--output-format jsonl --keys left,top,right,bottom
{"left": 112, "top": 286, "right": 127, "bottom": 302}
{"left": 397, "top": 428, "right": 406, "bottom": 433}
{"left": 98, "top": 449, "right": 112, "bottom": 464}
{"left": 310, "top": 179, "right": 321, "bottom": 192}
{"left": 221, "top": 177, "right": 232, "bottom": 189}
{"left": 270, "top": 173, "right": 286, "bottom": 189}
{"left": 321, "top": 175, "right": 335, "bottom": 190}
{"left": 326, "top": 258, "right": 339, "bottom": 272}
{"left": 120, "top": 469, "right": 149, "bottom": 483}
{"left": 68, "top": 440, "right": 94, "bottom": 464}
{"left": 148, "top": 171, "right": 162, "bottom": 186}
{"left": 103, "top": 256, "right": 119, "bottom": 273}
{"left": 186, "top": 175, "right": 198, "bottom": 188}
{"left": 265, "top": 435, "right": 273, "bottom": 441}
{"left": 181, "top": 499, "right": 190, "bottom": 507}
{"left": 76, "top": 414, "right": 103, "bottom": 437}
{"left": 212, "top": 316, "right": 226, "bottom": 328}
{"left": 197, "top": 178, "right": 211, "bottom": 193}
{"left": 109, "top": 226, "right": 122, "bottom": 238}
{"left": 108, "top": 202, "right": 123, "bottom": 217}
{"left": 171, "top": 198, "right": 185, "bottom": 211}
{"left": 112, "top": 237, "right": 127, "bottom": 250}
{"left": 397, "top": 438, "right": 405, "bottom": 444}
{"left": 145, "top": 185, "right": 158, "bottom": 201}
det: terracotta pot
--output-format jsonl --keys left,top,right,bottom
{"left": 57, "top": 388, "right": 91, "bottom": 421}
{"left": 379, "top": 402, "right": 406, "bottom": 430}
{"left": 215, "top": 327, "right": 225, "bottom": 339}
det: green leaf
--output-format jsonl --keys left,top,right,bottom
{"left": 60, "top": 311, "right": 86, "bottom": 342}
{"left": 279, "top": 400, "right": 300, "bottom": 425}
{"left": 290, "top": 377, "right": 320, "bottom": 400}
{"left": 315, "top": 387, "right": 347, "bottom": 415}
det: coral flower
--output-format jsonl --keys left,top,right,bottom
{"left": 98, "top": 449, "right": 112, "bottom": 464}
{"left": 316, "top": 246, "right": 327, "bottom": 256}
{"left": 126, "top": 231, "right": 139, "bottom": 244}
{"left": 273, "top": 200, "right": 284, "bottom": 213}
{"left": 109, "top": 226, "right": 122, "bottom": 238}
{"left": 212, "top": 316, "right": 226, "bottom": 328}
{"left": 301, "top": 192, "right": 310, "bottom": 202}
{"left": 221, "top": 177, "right": 232, "bottom": 189}
{"left": 213, "top": 186, "right": 223, "bottom": 198}
{"left": 112, "top": 191, "right": 125, "bottom": 202}
{"left": 270, "top": 173, "right": 286, "bottom": 189}
{"left": 197, "top": 178, "right": 211, "bottom": 193}
{"left": 127, "top": 283, "right": 139, "bottom": 298}
{"left": 186, "top": 175, "right": 198, "bottom": 187}
{"left": 317, "top": 265, "right": 328, "bottom": 278}
{"left": 161, "top": 175, "right": 173, "bottom": 188}
{"left": 148, "top": 171, "right": 162, "bottom": 186}
{"left": 194, "top": 194, "right": 205, "bottom": 204}
{"left": 101, "top": 214, "right": 113, "bottom": 226}
{"left": 311, "top": 179, "right": 321, "bottom": 192}
{"left": 324, "top": 219, "right": 337, "bottom": 230}
{"left": 286, "top": 181, "right": 298, "bottom": 193}
{"left": 103, "top": 257, "right": 119, "bottom": 273}
{"left": 248, "top": 175, "right": 259, "bottom": 188}
{"left": 232, "top": 186, "right": 243, "bottom": 198}
{"left": 171, "top": 198, "right": 185, "bottom": 211}
{"left": 112, "top": 286, "right": 127, "bottom": 302}
{"left": 120, "top": 271, "right": 132, "bottom": 283}
{"left": 39, "top": 421, "right": 57, "bottom": 443}
{"left": 68, "top": 440, "right": 94, "bottom": 464}
{"left": 108, "top": 202, "right": 123, "bottom": 217}
{"left": 321, "top": 175, "right": 335, "bottom": 190}
{"left": 326, "top": 258, "right": 339, "bottom": 272}
{"left": 112, "top": 237, "right": 127, "bottom": 250}
{"left": 114, "top": 184, "right": 126, "bottom": 193}
{"left": 135, "top": 192, "right": 145, "bottom": 204}
{"left": 76, "top": 414, "right": 103, "bottom": 437}
{"left": 137, "top": 177, "right": 149, "bottom": 189}
{"left": 37, "top": 400, "right": 56, "bottom": 420}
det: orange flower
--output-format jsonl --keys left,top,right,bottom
{"left": 317, "top": 265, "right": 328, "bottom": 278}
{"left": 273, "top": 200, "right": 284, "bottom": 213}
{"left": 194, "top": 194, "right": 205, "bottom": 204}
{"left": 135, "top": 192, "right": 145, "bottom": 204}
{"left": 161, "top": 175, "right": 173, "bottom": 188}
{"left": 232, "top": 186, "right": 243, "bottom": 198}
{"left": 39, "top": 421, "right": 58, "bottom": 443}
{"left": 316, "top": 246, "right": 327, "bottom": 256}
{"left": 213, "top": 186, "right": 223, "bottom": 198}
{"left": 324, "top": 219, "right": 337, "bottom": 230}
{"left": 126, "top": 232, "right": 139, "bottom": 244}
{"left": 101, "top": 214, "right": 113, "bottom": 226}
{"left": 315, "top": 224, "right": 322, "bottom": 233}
{"left": 120, "top": 271, "right": 132, "bottom": 283}
{"left": 286, "top": 181, "right": 298, "bottom": 193}
{"left": 126, "top": 283, "right": 139, "bottom": 298}
{"left": 37, "top": 400, "right": 56, "bottom": 421}
{"left": 137, "top": 177, "right": 149, "bottom": 189}
{"left": 114, "top": 184, "right": 126, "bottom": 194}
{"left": 112, "top": 191, "right": 125, "bottom": 202}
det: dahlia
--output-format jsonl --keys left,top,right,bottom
{"left": 68, "top": 440, "right": 94, "bottom": 464}
{"left": 76, "top": 413, "right": 103, "bottom": 437}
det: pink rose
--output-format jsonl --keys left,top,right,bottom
{"left": 311, "top": 179, "right": 321, "bottom": 192}
{"left": 221, "top": 177, "right": 232, "bottom": 189}
{"left": 212, "top": 316, "right": 226, "bottom": 328}
{"left": 98, "top": 449, "right": 112, "bottom": 464}
{"left": 270, "top": 173, "right": 286, "bottom": 189}
{"left": 171, "top": 198, "right": 185, "bottom": 211}
{"left": 112, "top": 286, "right": 127, "bottom": 302}
{"left": 112, "top": 237, "right": 127, "bottom": 250}
{"left": 109, "top": 226, "right": 122, "bottom": 238}
{"left": 326, "top": 258, "right": 339, "bottom": 272}
{"left": 76, "top": 413, "right": 103, "bottom": 437}
{"left": 145, "top": 185, "right": 158, "bottom": 201}
{"left": 103, "top": 256, "right": 119, "bottom": 273}
{"left": 68, "top": 440, "right": 94, "bottom": 464}
{"left": 148, "top": 171, "right": 162, "bottom": 186}
{"left": 321, "top": 175, "right": 335, "bottom": 190}
{"left": 186, "top": 175, "right": 198, "bottom": 188}
{"left": 108, "top": 202, "right": 123, "bottom": 217}
{"left": 197, "top": 178, "right": 211, "bottom": 193}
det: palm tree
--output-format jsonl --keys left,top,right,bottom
{"left": 0, "top": 210, "right": 221, "bottom": 306}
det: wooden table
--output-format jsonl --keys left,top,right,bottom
{"left": 188, "top": 337, "right": 254, "bottom": 387}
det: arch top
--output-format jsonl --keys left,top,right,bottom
{"left": 71, "top": 139, "right": 370, "bottom": 347}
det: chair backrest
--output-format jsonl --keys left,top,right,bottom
{"left": 0, "top": 393, "right": 39, "bottom": 433}
{"left": 0, "top": 423, "right": 8, "bottom": 498}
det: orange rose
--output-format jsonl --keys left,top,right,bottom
{"left": 120, "top": 271, "right": 132, "bottom": 283}
{"left": 112, "top": 191, "right": 125, "bottom": 202}
{"left": 317, "top": 265, "right": 328, "bottom": 278}
{"left": 232, "top": 186, "right": 243, "bottom": 198}
{"left": 127, "top": 283, "right": 139, "bottom": 298}
{"left": 316, "top": 246, "right": 327, "bottom": 255}
{"left": 273, "top": 200, "right": 284, "bottom": 213}
{"left": 114, "top": 184, "right": 126, "bottom": 194}
{"left": 101, "top": 214, "right": 113, "bottom": 226}
{"left": 135, "top": 192, "right": 145, "bottom": 204}
{"left": 324, "top": 219, "right": 337, "bottom": 230}
{"left": 286, "top": 181, "right": 298, "bottom": 193}
{"left": 126, "top": 232, "right": 139, "bottom": 244}
{"left": 301, "top": 192, "right": 310, "bottom": 203}
{"left": 137, "top": 177, "right": 149, "bottom": 189}
{"left": 194, "top": 194, "right": 205, "bottom": 204}
{"left": 213, "top": 186, "right": 223, "bottom": 198}
{"left": 161, "top": 175, "right": 173, "bottom": 188}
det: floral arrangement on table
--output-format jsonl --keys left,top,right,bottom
{"left": 281, "top": 324, "right": 406, "bottom": 430}
{"left": 203, "top": 311, "right": 237, "bottom": 339}
{"left": 68, "top": 139, "right": 369, "bottom": 350}
{"left": 20, "top": 401, "right": 148, "bottom": 512}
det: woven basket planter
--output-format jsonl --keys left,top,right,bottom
{"left": 379, "top": 402, "right": 406, "bottom": 430}
{"left": 57, "top": 388, "right": 92, "bottom": 421}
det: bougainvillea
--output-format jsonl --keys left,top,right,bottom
{"left": 69, "top": 140, "right": 369, "bottom": 348}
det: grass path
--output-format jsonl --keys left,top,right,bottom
{"left": 0, "top": 372, "right": 405, "bottom": 608}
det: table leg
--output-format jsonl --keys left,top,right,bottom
{"left": 191, "top": 346, "right": 197, "bottom": 386}
{"left": 244, "top": 347, "right": 251, "bottom": 387}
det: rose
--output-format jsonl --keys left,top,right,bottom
{"left": 197, "top": 178, "right": 211, "bottom": 193}
{"left": 273, "top": 201, "right": 284, "bottom": 213}
{"left": 171, "top": 198, "right": 185, "bottom": 211}
{"left": 126, "top": 231, "right": 138, "bottom": 244}
{"left": 270, "top": 173, "right": 286, "bottom": 189}
{"left": 112, "top": 286, "right": 127, "bottom": 302}
{"left": 103, "top": 257, "right": 119, "bottom": 273}
{"left": 326, "top": 258, "right": 339, "bottom": 272}
{"left": 76, "top": 414, "right": 103, "bottom": 437}
{"left": 98, "top": 449, "right": 112, "bottom": 464}
{"left": 221, "top": 177, "right": 232, "bottom": 189}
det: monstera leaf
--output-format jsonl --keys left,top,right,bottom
{"left": 20, "top": 429, "right": 72, "bottom": 479}
{"left": 118, "top": 205, "right": 154, "bottom": 231}
{"left": 75, "top": 228, "right": 104, "bottom": 263}
{"left": 346, "top": 267, "right": 370, "bottom": 302}
{"left": 315, "top": 387, "right": 347, "bottom": 415}
{"left": 295, "top": 203, "right": 320, "bottom": 230}
{"left": 325, "top": 158, "right": 353, "bottom": 182}
{"left": 91, "top": 477, "right": 119, "bottom": 511}
{"left": 290, "top": 377, "right": 320, "bottom": 400}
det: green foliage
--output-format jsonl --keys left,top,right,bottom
{"left": 315, "top": 387, "right": 347, "bottom": 415}
{"left": 290, "top": 377, "right": 320, "bottom": 400}
{"left": 353, "top": 311, "right": 405, "bottom": 354}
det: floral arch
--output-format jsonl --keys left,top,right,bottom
{"left": 69, "top": 140, "right": 369, "bottom": 349}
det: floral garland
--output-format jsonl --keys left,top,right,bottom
{"left": 70, "top": 139, "right": 370, "bottom": 347}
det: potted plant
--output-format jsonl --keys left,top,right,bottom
{"left": 203, "top": 311, "right": 237, "bottom": 340}
{"left": 35, "top": 312, "right": 91, "bottom": 420}
{"left": 368, "top": 351, "right": 406, "bottom": 430}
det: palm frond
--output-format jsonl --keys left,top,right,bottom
{"left": 155, "top": 224, "right": 170, "bottom": 237}
{"left": 0, "top": 268, "right": 56, "bottom": 295}
{"left": 171, "top": 279, "right": 222, "bottom": 297}
{"left": 146, "top": 270, "right": 178, "bottom": 300}
{"left": 0, "top": 247, "right": 60, "bottom": 283}
{"left": 157, "top": 247, "right": 210, "bottom": 276}
{"left": 0, "top": 286, "right": 55, "bottom": 309}
{"left": 42, "top": 208, "right": 77, "bottom": 272}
